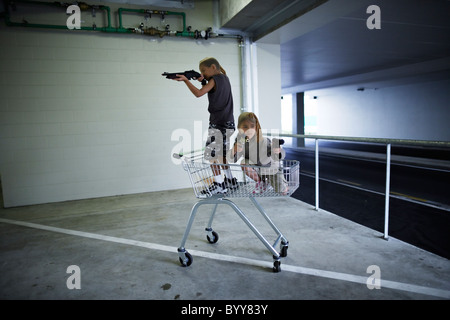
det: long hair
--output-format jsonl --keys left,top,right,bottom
{"left": 199, "top": 57, "right": 226, "bottom": 75}
{"left": 237, "top": 112, "right": 263, "bottom": 143}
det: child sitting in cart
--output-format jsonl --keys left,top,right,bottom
{"left": 227, "top": 112, "right": 288, "bottom": 195}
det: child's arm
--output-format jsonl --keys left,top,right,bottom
{"left": 270, "top": 138, "right": 286, "bottom": 160}
{"left": 227, "top": 134, "right": 245, "bottom": 163}
{"left": 226, "top": 142, "right": 237, "bottom": 163}
{"left": 173, "top": 74, "right": 215, "bottom": 98}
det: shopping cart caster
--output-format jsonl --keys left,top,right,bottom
{"left": 273, "top": 260, "right": 281, "bottom": 273}
{"left": 178, "top": 248, "right": 193, "bottom": 267}
{"left": 280, "top": 241, "right": 289, "bottom": 257}
{"left": 206, "top": 228, "right": 219, "bottom": 244}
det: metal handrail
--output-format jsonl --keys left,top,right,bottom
{"left": 273, "top": 133, "right": 450, "bottom": 148}
{"left": 266, "top": 133, "right": 450, "bottom": 240}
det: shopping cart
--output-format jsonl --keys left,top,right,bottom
{"left": 174, "top": 152, "right": 300, "bottom": 272}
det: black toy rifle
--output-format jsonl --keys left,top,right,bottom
{"left": 235, "top": 135, "right": 285, "bottom": 148}
{"left": 271, "top": 138, "right": 285, "bottom": 148}
{"left": 233, "top": 135, "right": 285, "bottom": 163}
{"left": 162, "top": 70, "right": 207, "bottom": 85}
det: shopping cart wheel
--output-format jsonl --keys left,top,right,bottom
{"left": 280, "top": 241, "right": 289, "bottom": 257}
{"left": 179, "top": 251, "right": 193, "bottom": 267}
{"left": 273, "top": 260, "right": 281, "bottom": 273}
{"left": 206, "top": 231, "right": 219, "bottom": 244}
{"left": 280, "top": 246, "right": 288, "bottom": 258}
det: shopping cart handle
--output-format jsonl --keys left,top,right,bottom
{"left": 172, "top": 148, "right": 205, "bottom": 160}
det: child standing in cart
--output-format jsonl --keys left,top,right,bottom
{"left": 227, "top": 112, "right": 288, "bottom": 194}
{"left": 173, "top": 57, "right": 237, "bottom": 194}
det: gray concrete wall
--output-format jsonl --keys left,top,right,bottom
{"left": 305, "top": 78, "right": 450, "bottom": 141}
{"left": 219, "top": 0, "right": 253, "bottom": 27}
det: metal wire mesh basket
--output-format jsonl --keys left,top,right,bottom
{"left": 181, "top": 154, "right": 300, "bottom": 199}
{"left": 175, "top": 152, "right": 300, "bottom": 272}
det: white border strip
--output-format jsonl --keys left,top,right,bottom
{"left": 1, "top": 218, "right": 449, "bottom": 299}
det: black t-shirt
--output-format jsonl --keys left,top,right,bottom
{"left": 207, "top": 74, "right": 234, "bottom": 126}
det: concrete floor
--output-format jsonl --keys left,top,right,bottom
{"left": 0, "top": 188, "right": 449, "bottom": 300}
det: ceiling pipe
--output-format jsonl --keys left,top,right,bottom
{"left": 3, "top": 0, "right": 242, "bottom": 40}
{"left": 3, "top": 0, "right": 120, "bottom": 33}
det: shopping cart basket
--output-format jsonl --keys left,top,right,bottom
{"left": 175, "top": 152, "right": 300, "bottom": 272}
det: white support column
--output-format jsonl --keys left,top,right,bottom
{"left": 251, "top": 42, "right": 281, "bottom": 129}
{"left": 384, "top": 143, "right": 391, "bottom": 240}
{"left": 315, "top": 138, "right": 319, "bottom": 211}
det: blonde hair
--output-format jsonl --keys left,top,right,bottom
{"left": 199, "top": 57, "right": 226, "bottom": 75}
{"left": 237, "top": 112, "right": 263, "bottom": 143}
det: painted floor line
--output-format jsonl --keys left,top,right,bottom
{"left": 1, "top": 217, "right": 449, "bottom": 299}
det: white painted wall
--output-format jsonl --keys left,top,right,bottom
{"left": 0, "top": 2, "right": 242, "bottom": 207}
{"left": 305, "top": 78, "right": 450, "bottom": 141}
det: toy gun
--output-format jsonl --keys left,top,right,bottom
{"left": 271, "top": 138, "right": 285, "bottom": 148}
{"left": 235, "top": 135, "right": 285, "bottom": 147}
{"left": 162, "top": 70, "right": 207, "bottom": 85}
{"left": 236, "top": 134, "right": 248, "bottom": 145}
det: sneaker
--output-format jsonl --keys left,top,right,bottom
{"left": 252, "top": 181, "right": 267, "bottom": 194}
{"left": 224, "top": 177, "right": 239, "bottom": 190}
{"left": 202, "top": 182, "right": 228, "bottom": 195}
